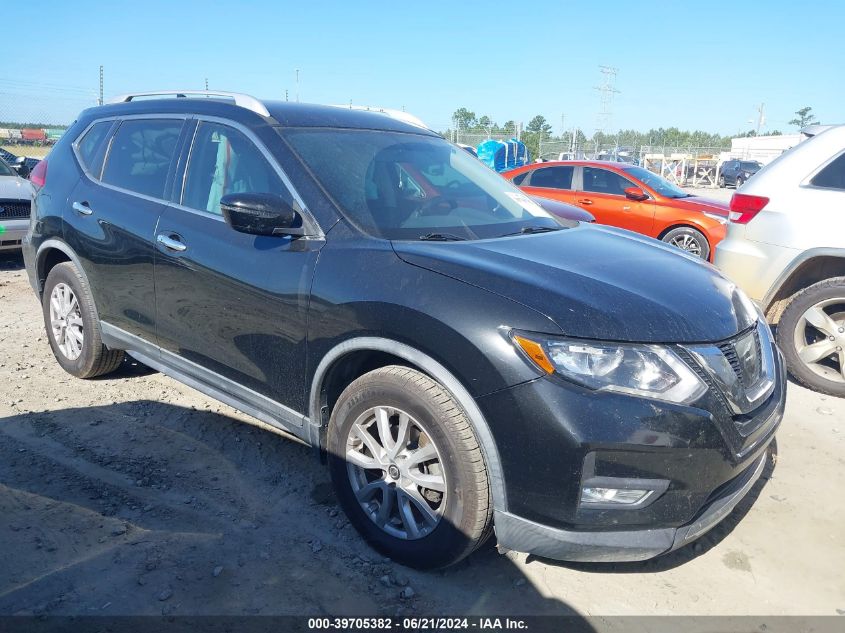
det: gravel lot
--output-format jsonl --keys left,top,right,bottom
{"left": 1, "top": 229, "right": 843, "bottom": 618}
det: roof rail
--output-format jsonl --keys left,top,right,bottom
{"left": 107, "top": 90, "right": 270, "bottom": 118}
{"left": 331, "top": 104, "right": 429, "bottom": 131}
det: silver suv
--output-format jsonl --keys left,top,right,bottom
{"left": 715, "top": 125, "right": 845, "bottom": 397}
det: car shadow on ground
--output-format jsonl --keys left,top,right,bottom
{"left": 0, "top": 398, "right": 592, "bottom": 625}
{"left": 530, "top": 441, "right": 778, "bottom": 574}
{"left": 0, "top": 251, "right": 24, "bottom": 271}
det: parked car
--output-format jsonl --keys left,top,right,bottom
{"left": 503, "top": 160, "right": 729, "bottom": 261}
{"left": 0, "top": 156, "right": 35, "bottom": 252}
{"left": 719, "top": 159, "right": 762, "bottom": 188}
{"left": 24, "top": 90, "right": 785, "bottom": 569}
{"left": 715, "top": 124, "right": 845, "bottom": 397}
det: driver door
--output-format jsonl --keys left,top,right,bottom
{"left": 577, "top": 166, "right": 654, "bottom": 234}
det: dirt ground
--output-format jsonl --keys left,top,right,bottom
{"left": 0, "top": 246, "right": 843, "bottom": 619}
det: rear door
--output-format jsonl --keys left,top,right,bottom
{"left": 518, "top": 165, "right": 577, "bottom": 204}
{"left": 153, "top": 118, "right": 322, "bottom": 424}
{"left": 577, "top": 166, "right": 655, "bottom": 234}
{"left": 65, "top": 116, "right": 186, "bottom": 340}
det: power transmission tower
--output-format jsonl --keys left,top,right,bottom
{"left": 98, "top": 65, "right": 104, "bottom": 106}
{"left": 205, "top": 77, "right": 209, "bottom": 91}
{"left": 594, "top": 66, "right": 620, "bottom": 136}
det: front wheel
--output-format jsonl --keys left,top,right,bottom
{"left": 718, "top": 175, "right": 726, "bottom": 188}
{"left": 661, "top": 227, "right": 710, "bottom": 260}
{"left": 327, "top": 366, "right": 492, "bottom": 569}
{"left": 777, "top": 277, "right": 845, "bottom": 397}
{"left": 735, "top": 176, "right": 744, "bottom": 188}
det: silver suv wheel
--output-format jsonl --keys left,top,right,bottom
{"left": 49, "top": 282, "right": 84, "bottom": 360}
{"left": 346, "top": 405, "right": 446, "bottom": 540}
{"left": 793, "top": 298, "right": 845, "bottom": 384}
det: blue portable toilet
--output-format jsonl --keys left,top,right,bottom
{"left": 476, "top": 138, "right": 530, "bottom": 172}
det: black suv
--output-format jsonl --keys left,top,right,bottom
{"left": 23, "top": 91, "right": 786, "bottom": 569}
{"left": 719, "top": 159, "right": 762, "bottom": 188}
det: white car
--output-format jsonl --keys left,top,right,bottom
{"left": 715, "top": 124, "right": 845, "bottom": 397}
{"left": 0, "top": 156, "right": 34, "bottom": 252}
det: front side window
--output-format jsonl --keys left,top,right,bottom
{"left": 76, "top": 120, "right": 112, "bottom": 176}
{"left": 280, "top": 128, "right": 556, "bottom": 240}
{"left": 529, "top": 166, "right": 574, "bottom": 189}
{"left": 182, "top": 122, "right": 287, "bottom": 215}
{"left": 102, "top": 119, "right": 182, "bottom": 198}
{"left": 582, "top": 167, "right": 634, "bottom": 196}
{"left": 810, "top": 153, "right": 845, "bottom": 191}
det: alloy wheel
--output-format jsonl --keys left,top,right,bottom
{"left": 345, "top": 406, "right": 447, "bottom": 540}
{"left": 49, "top": 282, "right": 84, "bottom": 360}
{"left": 668, "top": 232, "right": 703, "bottom": 257}
{"left": 793, "top": 298, "right": 845, "bottom": 384}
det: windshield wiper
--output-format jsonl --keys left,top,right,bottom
{"left": 502, "top": 226, "right": 561, "bottom": 237}
{"left": 418, "top": 232, "right": 467, "bottom": 241}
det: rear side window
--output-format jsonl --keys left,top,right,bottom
{"left": 529, "top": 166, "right": 574, "bottom": 189}
{"left": 76, "top": 121, "right": 112, "bottom": 175}
{"left": 811, "top": 153, "right": 845, "bottom": 191}
{"left": 182, "top": 122, "right": 287, "bottom": 215}
{"left": 102, "top": 119, "right": 182, "bottom": 199}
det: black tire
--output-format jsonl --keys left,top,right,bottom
{"left": 327, "top": 366, "right": 492, "bottom": 569}
{"left": 718, "top": 175, "right": 726, "bottom": 188}
{"left": 661, "top": 226, "right": 710, "bottom": 260}
{"left": 735, "top": 176, "right": 744, "bottom": 188}
{"left": 42, "top": 262, "right": 124, "bottom": 378}
{"left": 776, "top": 277, "right": 845, "bottom": 397}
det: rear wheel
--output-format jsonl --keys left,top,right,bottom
{"left": 718, "top": 175, "right": 726, "bottom": 188}
{"left": 327, "top": 366, "right": 492, "bottom": 569}
{"left": 777, "top": 278, "right": 845, "bottom": 397}
{"left": 42, "top": 262, "right": 124, "bottom": 378}
{"left": 661, "top": 227, "right": 710, "bottom": 260}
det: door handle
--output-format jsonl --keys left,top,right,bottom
{"left": 156, "top": 233, "right": 187, "bottom": 252}
{"left": 72, "top": 201, "right": 93, "bottom": 216}
{"left": 623, "top": 205, "right": 632, "bottom": 211}
{"left": 577, "top": 198, "right": 593, "bottom": 205}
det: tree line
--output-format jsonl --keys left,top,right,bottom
{"left": 447, "top": 107, "right": 818, "bottom": 158}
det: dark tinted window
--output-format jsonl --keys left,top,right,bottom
{"left": 529, "top": 166, "right": 574, "bottom": 189}
{"left": 740, "top": 161, "right": 761, "bottom": 171}
{"left": 76, "top": 121, "right": 112, "bottom": 175}
{"left": 182, "top": 122, "right": 287, "bottom": 215}
{"left": 811, "top": 153, "right": 845, "bottom": 191}
{"left": 102, "top": 119, "right": 182, "bottom": 198}
{"left": 511, "top": 172, "right": 528, "bottom": 185}
{"left": 0, "top": 158, "right": 12, "bottom": 177}
{"left": 582, "top": 167, "right": 633, "bottom": 196}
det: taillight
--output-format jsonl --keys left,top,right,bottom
{"left": 30, "top": 159, "right": 47, "bottom": 188}
{"left": 729, "top": 193, "right": 768, "bottom": 224}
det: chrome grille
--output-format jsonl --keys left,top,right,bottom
{"left": 0, "top": 199, "right": 31, "bottom": 219}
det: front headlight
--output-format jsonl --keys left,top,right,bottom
{"left": 512, "top": 333, "right": 707, "bottom": 404}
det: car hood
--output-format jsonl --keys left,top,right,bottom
{"left": 393, "top": 224, "right": 756, "bottom": 343}
{"left": 0, "top": 175, "right": 34, "bottom": 199}
{"left": 661, "top": 195, "right": 729, "bottom": 217}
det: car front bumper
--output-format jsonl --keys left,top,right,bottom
{"left": 494, "top": 450, "right": 767, "bottom": 562}
{"left": 479, "top": 338, "right": 785, "bottom": 563}
{"left": 0, "top": 219, "right": 27, "bottom": 250}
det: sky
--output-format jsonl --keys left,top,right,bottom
{"left": 1, "top": 0, "right": 842, "bottom": 136}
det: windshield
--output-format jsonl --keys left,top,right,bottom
{"left": 0, "top": 158, "right": 14, "bottom": 177}
{"left": 622, "top": 165, "right": 689, "bottom": 198}
{"left": 279, "top": 128, "right": 558, "bottom": 240}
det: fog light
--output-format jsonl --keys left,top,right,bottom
{"left": 581, "top": 487, "right": 653, "bottom": 505}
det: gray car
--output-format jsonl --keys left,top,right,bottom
{"left": 715, "top": 125, "right": 845, "bottom": 397}
{"left": 0, "top": 157, "right": 34, "bottom": 252}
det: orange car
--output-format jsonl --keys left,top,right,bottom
{"left": 502, "top": 161, "right": 729, "bottom": 261}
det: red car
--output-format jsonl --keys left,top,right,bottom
{"left": 503, "top": 161, "right": 729, "bottom": 261}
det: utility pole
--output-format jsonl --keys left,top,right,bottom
{"left": 296, "top": 69, "right": 300, "bottom": 102}
{"left": 594, "top": 65, "right": 620, "bottom": 137}
{"left": 285, "top": 89, "right": 289, "bottom": 102}
{"left": 204, "top": 77, "right": 209, "bottom": 91}
{"left": 98, "top": 65, "right": 104, "bottom": 106}
{"left": 755, "top": 102, "right": 766, "bottom": 135}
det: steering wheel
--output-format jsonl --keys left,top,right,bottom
{"left": 417, "top": 196, "right": 457, "bottom": 217}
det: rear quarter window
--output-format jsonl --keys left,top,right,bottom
{"left": 75, "top": 120, "right": 112, "bottom": 176}
{"left": 810, "top": 153, "right": 845, "bottom": 191}
{"left": 102, "top": 119, "right": 183, "bottom": 199}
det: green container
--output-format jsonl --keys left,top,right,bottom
{"left": 45, "top": 128, "right": 65, "bottom": 141}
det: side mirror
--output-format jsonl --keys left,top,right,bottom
{"left": 220, "top": 192, "right": 304, "bottom": 237}
{"left": 624, "top": 186, "right": 648, "bottom": 201}
{"left": 12, "top": 156, "right": 30, "bottom": 178}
